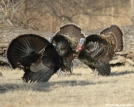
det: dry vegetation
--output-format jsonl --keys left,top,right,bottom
{"left": 0, "top": 64, "right": 134, "bottom": 107}
{"left": 0, "top": 0, "right": 134, "bottom": 107}
{"left": 0, "top": 0, "right": 132, "bottom": 31}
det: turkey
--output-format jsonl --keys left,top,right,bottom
{"left": 49, "top": 23, "right": 85, "bottom": 74}
{"left": 77, "top": 25, "right": 123, "bottom": 76}
{"left": 7, "top": 34, "right": 65, "bottom": 83}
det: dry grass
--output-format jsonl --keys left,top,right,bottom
{"left": 0, "top": 65, "right": 134, "bottom": 107}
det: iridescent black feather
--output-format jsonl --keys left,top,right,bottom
{"left": 7, "top": 34, "right": 65, "bottom": 82}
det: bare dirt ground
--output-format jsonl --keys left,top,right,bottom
{"left": 0, "top": 64, "right": 134, "bottom": 107}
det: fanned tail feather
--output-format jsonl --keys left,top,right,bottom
{"left": 7, "top": 34, "right": 49, "bottom": 69}
{"left": 59, "top": 23, "right": 81, "bottom": 37}
{"left": 100, "top": 25, "right": 123, "bottom": 52}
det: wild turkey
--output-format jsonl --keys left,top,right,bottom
{"left": 7, "top": 34, "right": 65, "bottom": 83}
{"left": 49, "top": 23, "right": 85, "bottom": 74}
{"left": 77, "top": 25, "right": 123, "bottom": 76}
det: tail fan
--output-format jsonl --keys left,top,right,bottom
{"left": 55, "top": 23, "right": 85, "bottom": 52}
{"left": 100, "top": 25, "right": 123, "bottom": 52}
{"left": 7, "top": 34, "right": 49, "bottom": 69}
{"left": 58, "top": 23, "right": 81, "bottom": 37}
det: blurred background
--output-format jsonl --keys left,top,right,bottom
{"left": 0, "top": 0, "right": 134, "bottom": 53}
{"left": 0, "top": 0, "right": 134, "bottom": 32}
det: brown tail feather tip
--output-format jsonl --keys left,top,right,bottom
{"left": 54, "top": 23, "right": 85, "bottom": 46}
{"left": 101, "top": 25, "right": 123, "bottom": 52}
{"left": 60, "top": 23, "right": 81, "bottom": 31}
{"left": 53, "top": 23, "right": 84, "bottom": 39}
{"left": 110, "top": 25, "right": 123, "bottom": 52}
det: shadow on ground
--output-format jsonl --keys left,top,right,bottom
{"left": 111, "top": 70, "right": 134, "bottom": 76}
{"left": 0, "top": 79, "right": 116, "bottom": 94}
{"left": 0, "top": 69, "right": 134, "bottom": 94}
